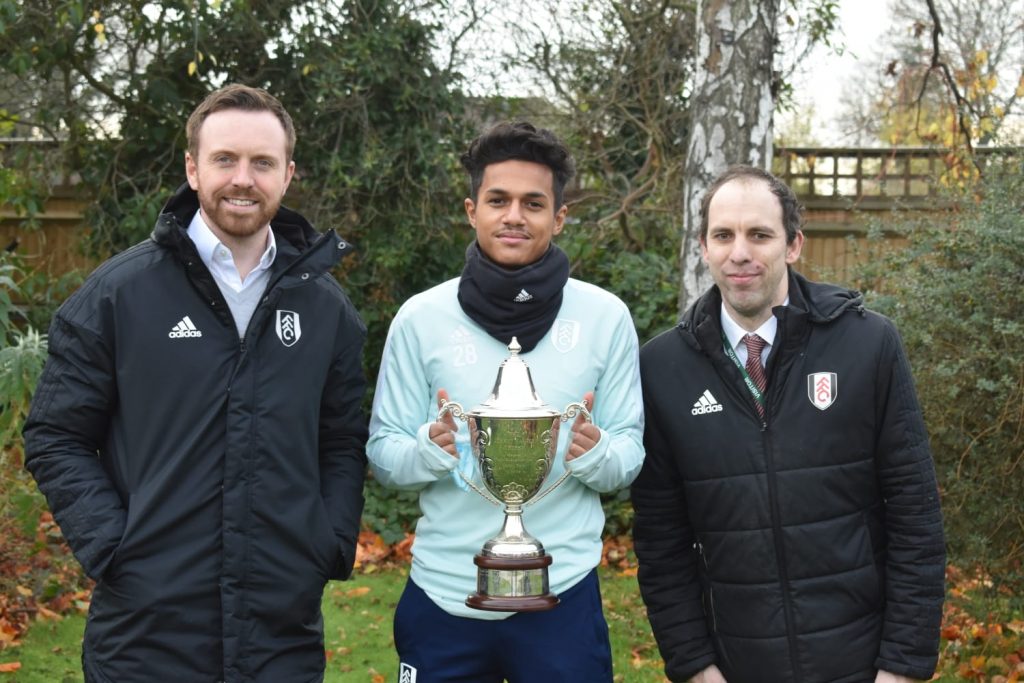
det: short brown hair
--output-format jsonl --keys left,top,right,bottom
{"left": 699, "top": 165, "right": 803, "bottom": 244}
{"left": 186, "top": 84, "right": 296, "bottom": 160}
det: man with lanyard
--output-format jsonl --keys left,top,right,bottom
{"left": 367, "top": 121, "right": 645, "bottom": 682}
{"left": 631, "top": 165, "right": 945, "bottom": 683}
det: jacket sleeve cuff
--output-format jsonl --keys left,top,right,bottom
{"left": 874, "top": 656, "right": 938, "bottom": 682}
{"left": 564, "top": 427, "right": 611, "bottom": 480}
{"left": 415, "top": 422, "right": 459, "bottom": 475}
{"left": 668, "top": 653, "right": 719, "bottom": 683}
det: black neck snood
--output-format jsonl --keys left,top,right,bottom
{"left": 457, "top": 241, "right": 570, "bottom": 353}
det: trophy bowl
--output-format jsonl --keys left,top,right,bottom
{"left": 438, "top": 337, "right": 591, "bottom": 612}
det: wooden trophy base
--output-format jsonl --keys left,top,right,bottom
{"left": 465, "top": 554, "right": 559, "bottom": 612}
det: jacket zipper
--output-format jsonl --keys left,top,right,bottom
{"left": 763, "top": 428, "right": 801, "bottom": 682}
{"left": 234, "top": 230, "right": 336, "bottom": 349}
{"left": 758, "top": 344, "right": 801, "bottom": 676}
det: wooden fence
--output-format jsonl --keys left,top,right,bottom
{"left": 774, "top": 146, "right": 1019, "bottom": 281}
{"left": 3, "top": 145, "right": 1018, "bottom": 282}
{"left": 0, "top": 189, "right": 94, "bottom": 275}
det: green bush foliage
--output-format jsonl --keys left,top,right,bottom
{"left": 854, "top": 163, "right": 1024, "bottom": 584}
{"left": 0, "top": 0, "right": 691, "bottom": 541}
{"left": 0, "top": 256, "right": 50, "bottom": 456}
{"left": 0, "top": 327, "right": 47, "bottom": 449}
{"left": 1, "top": 0, "right": 471, "bottom": 540}
{"left": 0, "top": 254, "right": 80, "bottom": 631}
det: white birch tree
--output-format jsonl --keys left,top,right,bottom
{"left": 679, "top": 0, "right": 781, "bottom": 313}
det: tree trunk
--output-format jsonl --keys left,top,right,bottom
{"left": 678, "top": 0, "right": 780, "bottom": 315}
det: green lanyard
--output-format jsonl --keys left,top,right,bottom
{"left": 721, "top": 330, "right": 766, "bottom": 410}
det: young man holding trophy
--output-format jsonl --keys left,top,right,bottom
{"left": 367, "top": 121, "right": 645, "bottom": 682}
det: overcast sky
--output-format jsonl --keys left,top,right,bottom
{"left": 783, "top": 0, "right": 892, "bottom": 144}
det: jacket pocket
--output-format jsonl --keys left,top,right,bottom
{"left": 861, "top": 510, "right": 885, "bottom": 610}
{"left": 313, "top": 498, "right": 342, "bottom": 577}
{"left": 695, "top": 537, "right": 718, "bottom": 632}
{"left": 100, "top": 493, "right": 136, "bottom": 582}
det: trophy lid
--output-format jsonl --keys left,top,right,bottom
{"left": 472, "top": 337, "right": 561, "bottom": 418}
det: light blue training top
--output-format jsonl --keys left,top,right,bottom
{"left": 367, "top": 276, "right": 645, "bottom": 619}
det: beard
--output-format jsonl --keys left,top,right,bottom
{"left": 196, "top": 185, "right": 280, "bottom": 240}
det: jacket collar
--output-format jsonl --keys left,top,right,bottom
{"left": 151, "top": 183, "right": 353, "bottom": 278}
{"left": 678, "top": 268, "right": 864, "bottom": 354}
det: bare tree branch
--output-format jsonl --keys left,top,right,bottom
{"left": 922, "top": 0, "right": 980, "bottom": 163}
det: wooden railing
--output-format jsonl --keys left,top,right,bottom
{"left": 773, "top": 146, "right": 1021, "bottom": 209}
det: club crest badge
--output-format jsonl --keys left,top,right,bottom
{"left": 275, "top": 310, "right": 301, "bottom": 347}
{"left": 807, "top": 372, "right": 837, "bottom": 410}
{"left": 399, "top": 663, "right": 418, "bottom": 682}
{"left": 551, "top": 319, "right": 580, "bottom": 353}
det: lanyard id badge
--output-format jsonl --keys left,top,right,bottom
{"left": 721, "top": 330, "right": 766, "bottom": 411}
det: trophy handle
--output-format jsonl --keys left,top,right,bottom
{"left": 527, "top": 401, "right": 594, "bottom": 506}
{"left": 438, "top": 400, "right": 505, "bottom": 506}
{"left": 561, "top": 401, "right": 592, "bottom": 424}
{"left": 437, "top": 399, "right": 468, "bottom": 423}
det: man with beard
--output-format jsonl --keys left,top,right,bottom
{"left": 24, "top": 84, "right": 368, "bottom": 682}
{"left": 631, "top": 166, "right": 945, "bottom": 683}
{"left": 367, "top": 121, "right": 645, "bottom": 682}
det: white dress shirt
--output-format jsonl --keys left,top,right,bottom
{"left": 187, "top": 211, "right": 277, "bottom": 293}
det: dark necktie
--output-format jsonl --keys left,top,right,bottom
{"left": 743, "top": 333, "right": 768, "bottom": 417}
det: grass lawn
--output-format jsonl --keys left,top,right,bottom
{"left": 5, "top": 565, "right": 1022, "bottom": 682}
{"left": 0, "top": 567, "right": 669, "bottom": 683}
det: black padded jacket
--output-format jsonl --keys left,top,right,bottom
{"left": 631, "top": 271, "right": 945, "bottom": 683}
{"left": 24, "top": 184, "right": 368, "bottom": 682}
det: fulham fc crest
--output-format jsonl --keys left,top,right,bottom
{"left": 551, "top": 319, "right": 580, "bottom": 353}
{"left": 807, "top": 372, "right": 837, "bottom": 410}
{"left": 276, "top": 310, "right": 302, "bottom": 347}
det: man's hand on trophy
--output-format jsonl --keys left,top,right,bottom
{"left": 566, "top": 391, "right": 600, "bottom": 461}
{"left": 430, "top": 388, "right": 460, "bottom": 458}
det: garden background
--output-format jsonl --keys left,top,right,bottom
{"left": 1, "top": 0, "right": 1023, "bottom": 680}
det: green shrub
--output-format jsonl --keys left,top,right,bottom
{"left": 0, "top": 255, "right": 50, "bottom": 459}
{"left": 853, "top": 162, "right": 1024, "bottom": 585}
{"left": 0, "top": 327, "right": 47, "bottom": 453}
{"left": 361, "top": 476, "right": 420, "bottom": 545}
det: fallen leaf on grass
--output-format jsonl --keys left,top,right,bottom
{"left": 35, "top": 604, "right": 61, "bottom": 622}
{"left": 0, "top": 620, "right": 19, "bottom": 647}
{"left": 942, "top": 624, "right": 962, "bottom": 641}
{"left": 342, "top": 586, "right": 371, "bottom": 598}
{"left": 391, "top": 534, "right": 414, "bottom": 563}
{"left": 630, "top": 645, "right": 650, "bottom": 669}
{"left": 0, "top": 662, "right": 21, "bottom": 673}
{"left": 355, "top": 531, "right": 390, "bottom": 567}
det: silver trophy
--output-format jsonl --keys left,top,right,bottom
{"left": 438, "top": 337, "right": 591, "bottom": 612}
